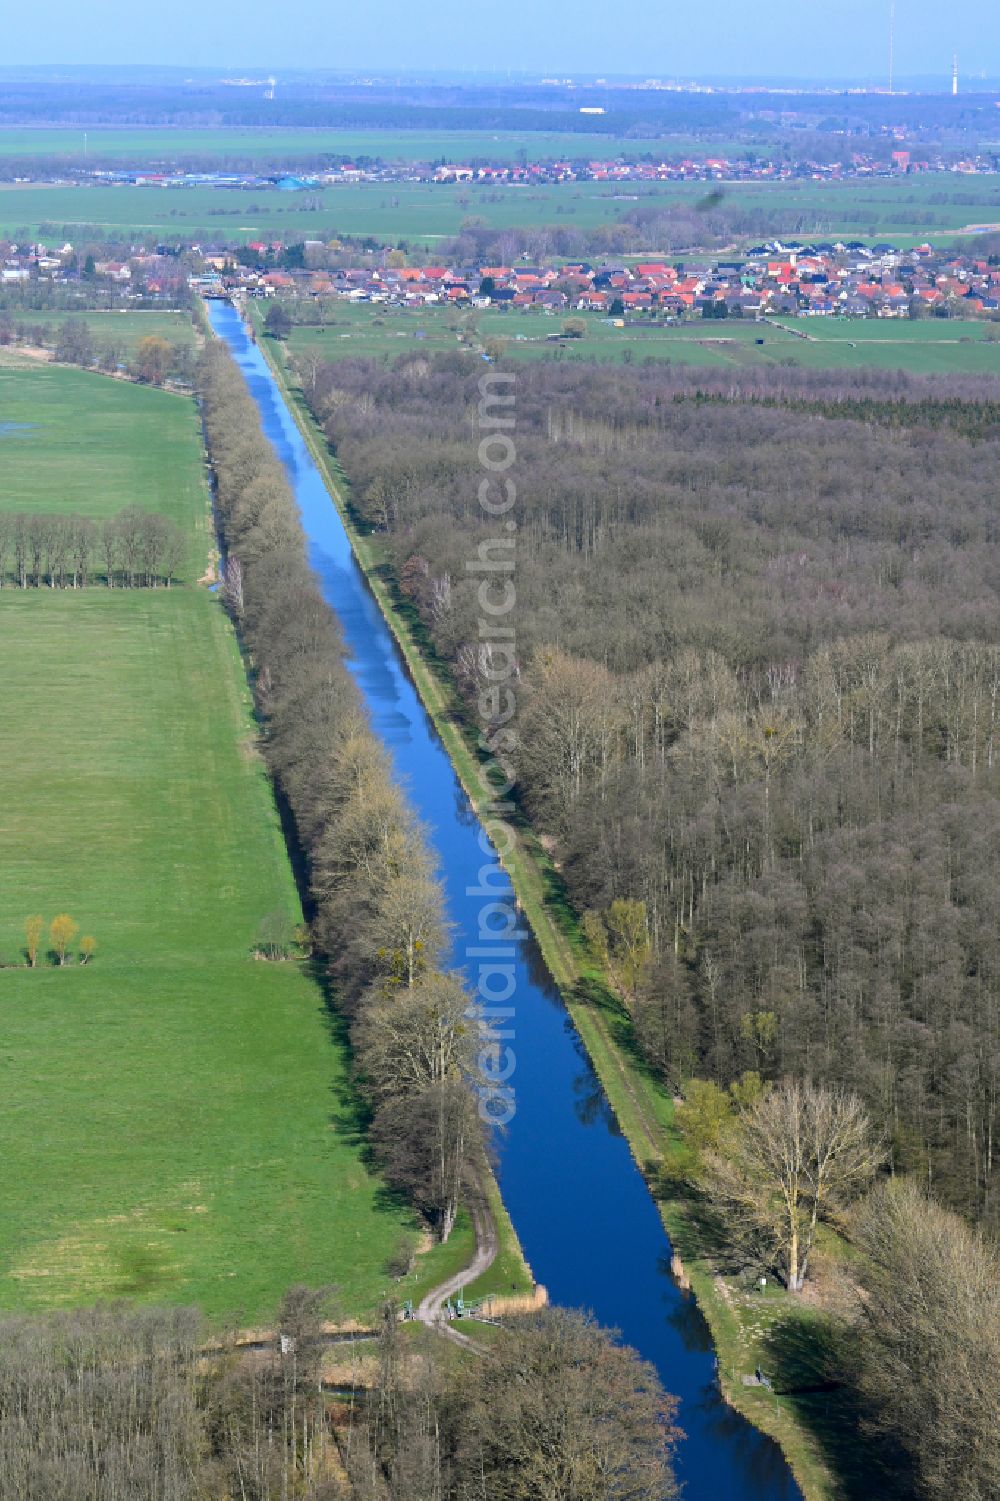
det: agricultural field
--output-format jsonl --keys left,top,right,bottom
{"left": 0, "top": 178, "right": 665, "bottom": 244}
{"left": 0, "top": 357, "right": 466, "bottom": 1323}
{"left": 1, "top": 171, "right": 998, "bottom": 247}
{"left": 751, "top": 315, "right": 1000, "bottom": 374}
{"left": 1, "top": 307, "right": 197, "bottom": 356}
{"left": 0, "top": 124, "right": 769, "bottom": 165}
{"left": 280, "top": 299, "right": 1000, "bottom": 375}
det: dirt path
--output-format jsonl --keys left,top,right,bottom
{"left": 0, "top": 343, "right": 53, "bottom": 364}
{"left": 212, "top": 1188, "right": 499, "bottom": 1361}
{"left": 764, "top": 317, "right": 816, "bottom": 341}
{"left": 415, "top": 1177, "right": 497, "bottom": 1352}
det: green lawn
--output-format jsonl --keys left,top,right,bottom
{"left": 3, "top": 308, "right": 197, "bottom": 356}
{"left": 739, "top": 328, "right": 1000, "bottom": 375}
{"left": 0, "top": 361, "right": 467, "bottom": 1323}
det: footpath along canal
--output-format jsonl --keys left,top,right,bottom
{"left": 208, "top": 298, "right": 803, "bottom": 1501}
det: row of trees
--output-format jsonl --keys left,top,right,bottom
{"left": 303, "top": 351, "right": 1000, "bottom": 1219}
{"left": 0, "top": 508, "right": 185, "bottom": 589}
{"left": 0, "top": 1295, "right": 677, "bottom": 1501}
{"left": 200, "top": 342, "right": 485, "bottom": 1243}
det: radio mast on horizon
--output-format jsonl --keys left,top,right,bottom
{"left": 952, "top": 54, "right": 959, "bottom": 96}
{"left": 888, "top": 0, "right": 896, "bottom": 95}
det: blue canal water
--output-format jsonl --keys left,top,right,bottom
{"left": 208, "top": 300, "right": 802, "bottom": 1501}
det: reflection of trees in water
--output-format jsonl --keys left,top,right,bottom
{"left": 572, "top": 1067, "right": 620, "bottom": 1132}
{"left": 568, "top": 1028, "right": 622, "bottom": 1134}
{"left": 526, "top": 930, "right": 561, "bottom": 998}
{"left": 660, "top": 1257, "right": 715, "bottom": 1356}
{"left": 655, "top": 1257, "right": 802, "bottom": 1498}
{"left": 685, "top": 1384, "right": 801, "bottom": 1500}
{"left": 453, "top": 784, "right": 479, "bottom": 829}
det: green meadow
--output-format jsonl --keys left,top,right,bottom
{"left": 0, "top": 359, "right": 468, "bottom": 1322}
{"left": 282, "top": 300, "right": 1000, "bottom": 376}
{"left": 2, "top": 171, "right": 997, "bottom": 247}
{"left": 2, "top": 308, "right": 197, "bottom": 356}
{"left": 0, "top": 360, "right": 206, "bottom": 555}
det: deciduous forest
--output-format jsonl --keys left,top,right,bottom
{"left": 307, "top": 354, "right": 1000, "bottom": 1224}
{"left": 0, "top": 1298, "right": 677, "bottom": 1501}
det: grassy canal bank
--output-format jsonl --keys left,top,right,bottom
{"left": 245, "top": 300, "right": 864, "bottom": 1501}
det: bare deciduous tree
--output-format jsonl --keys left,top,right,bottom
{"left": 371, "top": 864, "right": 447, "bottom": 990}
{"left": 24, "top": 915, "right": 43, "bottom": 969}
{"left": 450, "top": 1308, "right": 681, "bottom": 1501}
{"left": 354, "top": 972, "right": 479, "bottom": 1103}
{"left": 704, "top": 1079, "right": 883, "bottom": 1290}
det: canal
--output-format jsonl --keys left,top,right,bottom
{"left": 208, "top": 299, "right": 803, "bottom": 1501}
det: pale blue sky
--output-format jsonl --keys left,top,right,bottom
{"left": 1, "top": 0, "right": 996, "bottom": 84}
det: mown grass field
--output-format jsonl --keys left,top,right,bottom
{"left": 0, "top": 359, "right": 471, "bottom": 1323}
{"left": 282, "top": 300, "right": 1000, "bottom": 376}
{"left": 2, "top": 307, "right": 197, "bottom": 356}
{"left": 2, "top": 171, "right": 997, "bottom": 246}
